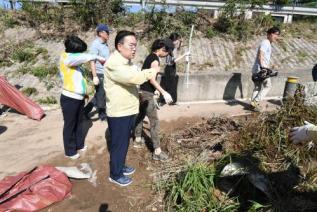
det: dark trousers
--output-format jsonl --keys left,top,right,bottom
{"left": 135, "top": 91, "right": 160, "bottom": 149}
{"left": 60, "top": 94, "right": 85, "bottom": 156}
{"left": 84, "top": 74, "right": 106, "bottom": 114}
{"left": 107, "top": 115, "right": 135, "bottom": 180}
{"left": 160, "top": 65, "right": 178, "bottom": 103}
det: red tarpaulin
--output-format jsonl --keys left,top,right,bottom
{"left": 0, "top": 76, "right": 45, "bottom": 120}
{"left": 0, "top": 165, "right": 72, "bottom": 211}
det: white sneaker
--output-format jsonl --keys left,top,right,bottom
{"left": 78, "top": 145, "right": 88, "bottom": 152}
{"left": 66, "top": 153, "right": 80, "bottom": 160}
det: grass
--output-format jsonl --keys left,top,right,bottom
{"left": 21, "top": 87, "right": 38, "bottom": 97}
{"left": 12, "top": 45, "right": 48, "bottom": 64}
{"left": 232, "top": 97, "right": 317, "bottom": 192}
{"left": 156, "top": 94, "right": 317, "bottom": 211}
{"left": 297, "top": 51, "right": 309, "bottom": 62}
{"left": 17, "top": 65, "right": 59, "bottom": 79}
{"left": 0, "top": 40, "right": 49, "bottom": 67}
{"left": 12, "top": 48, "right": 35, "bottom": 63}
{"left": 0, "top": 10, "right": 19, "bottom": 29}
{"left": 164, "top": 163, "right": 239, "bottom": 211}
{"left": 38, "top": 96, "right": 57, "bottom": 105}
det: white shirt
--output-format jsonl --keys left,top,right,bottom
{"left": 252, "top": 39, "right": 271, "bottom": 74}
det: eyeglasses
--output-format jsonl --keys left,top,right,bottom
{"left": 122, "top": 43, "right": 137, "bottom": 50}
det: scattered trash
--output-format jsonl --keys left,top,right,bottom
{"left": 88, "top": 170, "right": 98, "bottom": 187}
{"left": 220, "top": 161, "right": 272, "bottom": 198}
{"left": 56, "top": 163, "right": 93, "bottom": 180}
{"left": 220, "top": 162, "right": 249, "bottom": 177}
{"left": 247, "top": 172, "right": 272, "bottom": 198}
{"left": 55, "top": 166, "right": 91, "bottom": 179}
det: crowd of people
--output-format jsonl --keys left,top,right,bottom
{"left": 58, "top": 24, "right": 314, "bottom": 187}
{"left": 58, "top": 24, "right": 190, "bottom": 186}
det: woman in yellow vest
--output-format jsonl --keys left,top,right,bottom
{"left": 59, "top": 35, "right": 105, "bottom": 159}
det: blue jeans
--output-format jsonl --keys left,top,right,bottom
{"left": 107, "top": 115, "right": 135, "bottom": 180}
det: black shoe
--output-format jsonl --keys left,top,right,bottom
{"left": 99, "top": 111, "right": 107, "bottom": 121}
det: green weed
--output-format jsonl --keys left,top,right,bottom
{"left": 38, "top": 96, "right": 57, "bottom": 105}
{"left": 21, "top": 87, "right": 38, "bottom": 97}
{"left": 206, "top": 28, "right": 216, "bottom": 39}
{"left": 12, "top": 48, "right": 35, "bottom": 63}
{"left": 164, "top": 163, "right": 239, "bottom": 211}
{"left": 17, "top": 65, "right": 59, "bottom": 79}
{"left": 1, "top": 13, "right": 19, "bottom": 28}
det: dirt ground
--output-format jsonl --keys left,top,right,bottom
{"left": 0, "top": 100, "right": 278, "bottom": 211}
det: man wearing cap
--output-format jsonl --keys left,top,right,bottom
{"left": 84, "top": 24, "right": 111, "bottom": 120}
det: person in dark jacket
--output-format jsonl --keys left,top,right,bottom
{"left": 160, "top": 33, "right": 190, "bottom": 105}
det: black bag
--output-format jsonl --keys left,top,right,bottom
{"left": 252, "top": 67, "right": 278, "bottom": 82}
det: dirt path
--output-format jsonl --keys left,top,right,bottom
{"left": 0, "top": 100, "right": 278, "bottom": 211}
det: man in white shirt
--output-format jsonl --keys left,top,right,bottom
{"left": 251, "top": 27, "right": 280, "bottom": 110}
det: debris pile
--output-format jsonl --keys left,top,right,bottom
{"left": 154, "top": 98, "right": 317, "bottom": 211}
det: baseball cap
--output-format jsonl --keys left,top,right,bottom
{"left": 96, "top": 24, "right": 111, "bottom": 33}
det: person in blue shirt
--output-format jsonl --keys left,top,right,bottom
{"left": 84, "top": 24, "right": 111, "bottom": 121}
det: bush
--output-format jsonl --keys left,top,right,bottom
{"left": 213, "top": 0, "right": 280, "bottom": 41}
{"left": 17, "top": 65, "right": 59, "bottom": 79}
{"left": 206, "top": 28, "right": 216, "bottom": 39}
{"left": 12, "top": 48, "right": 35, "bottom": 63}
{"left": 7, "top": 42, "right": 49, "bottom": 65}
{"left": 0, "top": 12, "right": 19, "bottom": 28}
{"left": 21, "top": 87, "right": 38, "bottom": 97}
{"left": 38, "top": 96, "right": 57, "bottom": 105}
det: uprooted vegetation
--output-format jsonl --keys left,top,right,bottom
{"left": 153, "top": 98, "right": 317, "bottom": 211}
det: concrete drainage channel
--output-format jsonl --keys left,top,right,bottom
{"left": 172, "top": 71, "right": 317, "bottom": 103}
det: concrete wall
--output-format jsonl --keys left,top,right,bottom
{"left": 174, "top": 71, "right": 316, "bottom": 102}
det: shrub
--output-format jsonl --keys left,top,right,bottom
{"left": 206, "top": 28, "right": 216, "bottom": 39}
{"left": 38, "top": 96, "right": 57, "bottom": 104}
{"left": 12, "top": 48, "right": 35, "bottom": 63}
{"left": 17, "top": 65, "right": 59, "bottom": 79}
{"left": 21, "top": 87, "right": 38, "bottom": 97}
{"left": 0, "top": 12, "right": 19, "bottom": 28}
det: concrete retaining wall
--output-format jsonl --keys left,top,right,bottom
{"left": 174, "top": 71, "right": 316, "bottom": 102}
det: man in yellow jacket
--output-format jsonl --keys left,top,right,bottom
{"left": 104, "top": 31, "right": 159, "bottom": 186}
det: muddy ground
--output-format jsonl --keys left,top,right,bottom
{"left": 0, "top": 101, "right": 278, "bottom": 211}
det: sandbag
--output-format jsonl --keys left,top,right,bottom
{"left": 0, "top": 165, "right": 72, "bottom": 211}
{"left": 0, "top": 76, "right": 45, "bottom": 120}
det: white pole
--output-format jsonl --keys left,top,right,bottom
{"left": 185, "top": 25, "right": 194, "bottom": 88}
